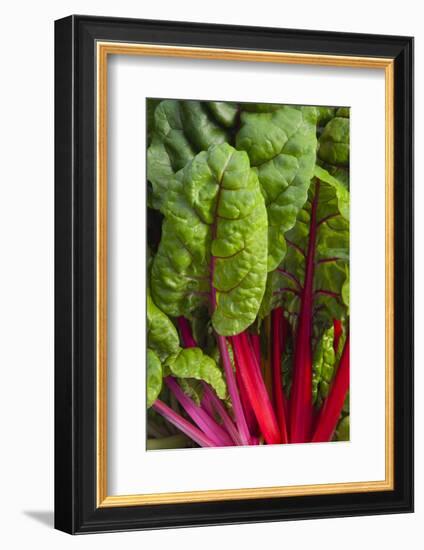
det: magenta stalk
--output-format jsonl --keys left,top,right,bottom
{"left": 165, "top": 377, "right": 233, "bottom": 447}
{"left": 152, "top": 399, "right": 215, "bottom": 448}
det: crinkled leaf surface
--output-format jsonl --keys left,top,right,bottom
{"left": 241, "top": 103, "right": 283, "bottom": 113}
{"left": 318, "top": 117, "right": 350, "bottom": 166}
{"left": 178, "top": 378, "right": 204, "bottom": 405}
{"left": 336, "top": 107, "right": 350, "bottom": 118}
{"left": 236, "top": 106, "right": 317, "bottom": 271}
{"left": 147, "top": 349, "right": 163, "bottom": 408}
{"left": 147, "top": 292, "right": 180, "bottom": 362}
{"left": 147, "top": 100, "right": 229, "bottom": 210}
{"left": 150, "top": 142, "right": 268, "bottom": 336}
{"left": 146, "top": 98, "right": 161, "bottom": 146}
{"left": 316, "top": 106, "right": 336, "bottom": 126}
{"left": 261, "top": 169, "right": 349, "bottom": 325}
{"left": 206, "top": 101, "right": 239, "bottom": 128}
{"left": 165, "top": 347, "right": 227, "bottom": 399}
{"left": 147, "top": 100, "right": 194, "bottom": 210}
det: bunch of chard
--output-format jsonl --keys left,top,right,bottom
{"left": 146, "top": 99, "right": 350, "bottom": 449}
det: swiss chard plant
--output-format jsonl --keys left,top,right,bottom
{"left": 146, "top": 99, "right": 350, "bottom": 449}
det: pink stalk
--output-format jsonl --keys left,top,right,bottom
{"left": 177, "top": 317, "right": 197, "bottom": 348}
{"left": 165, "top": 377, "right": 233, "bottom": 447}
{"left": 312, "top": 336, "right": 350, "bottom": 443}
{"left": 216, "top": 334, "right": 251, "bottom": 446}
{"left": 152, "top": 399, "right": 215, "bottom": 448}
{"left": 272, "top": 308, "right": 289, "bottom": 443}
{"left": 290, "top": 180, "right": 320, "bottom": 443}
{"left": 201, "top": 392, "right": 215, "bottom": 418}
{"left": 231, "top": 333, "right": 281, "bottom": 445}
{"left": 177, "top": 315, "right": 250, "bottom": 445}
{"left": 202, "top": 383, "right": 242, "bottom": 445}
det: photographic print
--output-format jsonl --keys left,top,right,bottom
{"left": 146, "top": 99, "right": 350, "bottom": 450}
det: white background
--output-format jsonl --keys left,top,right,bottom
{"left": 108, "top": 56, "right": 386, "bottom": 495}
{"left": 0, "top": 1, "right": 420, "bottom": 548}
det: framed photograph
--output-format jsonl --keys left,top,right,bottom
{"left": 54, "top": 15, "right": 413, "bottom": 534}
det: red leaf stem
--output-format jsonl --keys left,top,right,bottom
{"left": 177, "top": 317, "right": 197, "bottom": 348}
{"left": 333, "top": 319, "right": 343, "bottom": 353}
{"left": 231, "top": 333, "right": 281, "bottom": 445}
{"left": 290, "top": 180, "right": 320, "bottom": 443}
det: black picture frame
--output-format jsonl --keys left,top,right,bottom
{"left": 55, "top": 15, "right": 414, "bottom": 534}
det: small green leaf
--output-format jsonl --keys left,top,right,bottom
{"left": 335, "top": 415, "right": 350, "bottom": 441}
{"left": 147, "top": 349, "right": 163, "bottom": 408}
{"left": 313, "top": 326, "right": 336, "bottom": 404}
{"left": 165, "top": 347, "right": 227, "bottom": 399}
{"left": 206, "top": 101, "right": 238, "bottom": 127}
{"left": 316, "top": 106, "right": 336, "bottom": 125}
{"left": 314, "top": 164, "right": 349, "bottom": 220}
{"left": 318, "top": 117, "right": 350, "bottom": 166}
{"left": 180, "top": 101, "right": 229, "bottom": 151}
{"left": 336, "top": 107, "right": 350, "bottom": 118}
{"left": 342, "top": 268, "right": 350, "bottom": 311}
{"left": 147, "top": 292, "right": 180, "bottom": 362}
{"left": 178, "top": 378, "right": 204, "bottom": 405}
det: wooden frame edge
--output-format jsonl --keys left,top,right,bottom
{"left": 96, "top": 42, "right": 395, "bottom": 508}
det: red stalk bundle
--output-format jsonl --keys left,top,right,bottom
{"left": 231, "top": 333, "right": 281, "bottom": 445}
{"left": 165, "top": 377, "right": 234, "bottom": 447}
{"left": 155, "top": 312, "right": 349, "bottom": 447}
{"left": 152, "top": 400, "right": 215, "bottom": 448}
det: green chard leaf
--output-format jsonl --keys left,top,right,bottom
{"left": 147, "top": 291, "right": 180, "bottom": 362}
{"left": 312, "top": 325, "right": 336, "bottom": 405}
{"left": 262, "top": 167, "right": 349, "bottom": 325}
{"left": 150, "top": 142, "right": 268, "bottom": 336}
{"left": 147, "top": 100, "right": 194, "bottom": 210}
{"left": 236, "top": 105, "right": 318, "bottom": 271}
{"left": 336, "top": 107, "right": 350, "bottom": 118}
{"left": 240, "top": 103, "right": 284, "bottom": 113}
{"left": 164, "top": 347, "right": 227, "bottom": 399}
{"left": 179, "top": 100, "right": 229, "bottom": 150}
{"left": 206, "top": 101, "right": 239, "bottom": 128}
{"left": 318, "top": 116, "right": 350, "bottom": 166}
{"left": 177, "top": 378, "right": 205, "bottom": 406}
{"left": 335, "top": 415, "right": 350, "bottom": 441}
{"left": 316, "top": 106, "right": 336, "bottom": 126}
{"left": 147, "top": 100, "right": 230, "bottom": 210}
{"left": 146, "top": 98, "right": 161, "bottom": 146}
{"left": 147, "top": 349, "right": 163, "bottom": 408}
